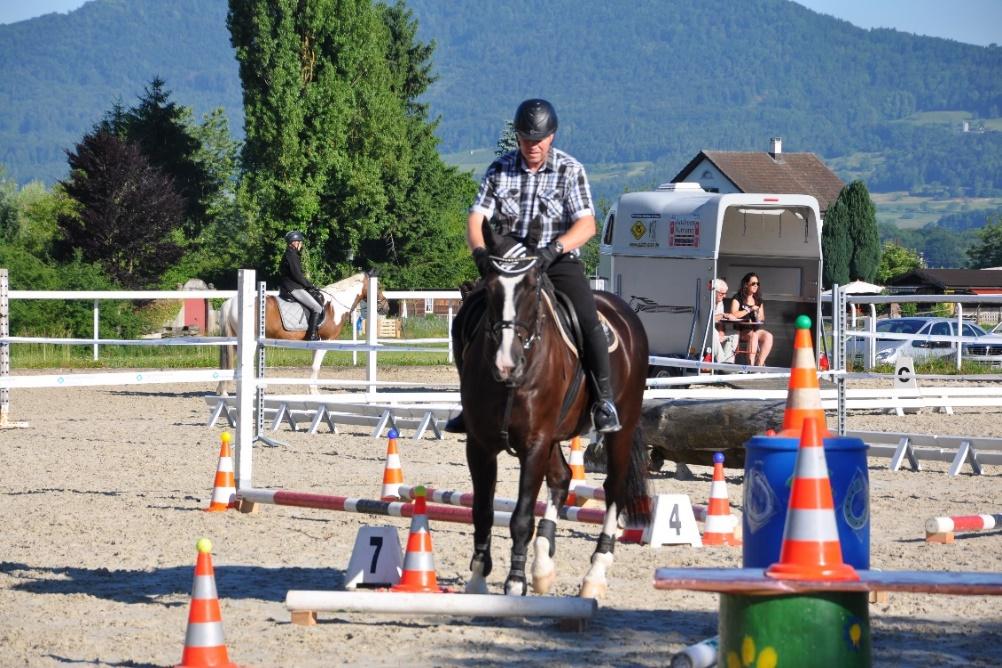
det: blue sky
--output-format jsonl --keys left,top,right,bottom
{"left": 0, "top": 0, "right": 1000, "bottom": 46}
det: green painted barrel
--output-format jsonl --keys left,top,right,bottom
{"left": 719, "top": 592, "right": 870, "bottom": 667}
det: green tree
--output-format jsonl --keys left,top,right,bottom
{"left": 56, "top": 129, "right": 185, "bottom": 288}
{"left": 842, "top": 180, "right": 881, "bottom": 281}
{"left": 967, "top": 215, "right": 1002, "bottom": 268}
{"left": 821, "top": 198, "right": 851, "bottom": 288}
{"left": 229, "top": 0, "right": 409, "bottom": 281}
{"left": 495, "top": 120, "right": 517, "bottom": 157}
{"left": 102, "top": 78, "right": 218, "bottom": 237}
{"left": 875, "top": 241, "right": 922, "bottom": 283}
{"left": 228, "top": 0, "right": 474, "bottom": 287}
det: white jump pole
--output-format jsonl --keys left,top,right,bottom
{"left": 366, "top": 273, "right": 378, "bottom": 399}
{"left": 235, "top": 268, "right": 256, "bottom": 490}
{"left": 285, "top": 590, "right": 596, "bottom": 619}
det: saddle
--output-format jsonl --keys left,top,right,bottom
{"left": 275, "top": 288, "right": 328, "bottom": 331}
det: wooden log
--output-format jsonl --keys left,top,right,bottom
{"left": 586, "top": 398, "right": 785, "bottom": 471}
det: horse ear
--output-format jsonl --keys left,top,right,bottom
{"left": 526, "top": 215, "right": 543, "bottom": 250}
{"left": 482, "top": 217, "right": 503, "bottom": 253}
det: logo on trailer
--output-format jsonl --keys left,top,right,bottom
{"left": 669, "top": 218, "right": 700, "bottom": 247}
{"left": 631, "top": 221, "right": 646, "bottom": 240}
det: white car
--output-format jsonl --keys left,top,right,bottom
{"left": 847, "top": 317, "right": 1002, "bottom": 366}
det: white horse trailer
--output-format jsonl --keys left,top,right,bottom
{"left": 597, "top": 183, "right": 823, "bottom": 372}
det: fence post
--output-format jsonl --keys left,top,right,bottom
{"left": 447, "top": 304, "right": 454, "bottom": 364}
{"left": 834, "top": 284, "right": 846, "bottom": 437}
{"left": 366, "top": 273, "right": 378, "bottom": 399}
{"left": 956, "top": 304, "right": 964, "bottom": 370}
{"left": 93, "top": 299, "right": 100, "bottom": 361}
{"left": 0, "top": 269, "right": 9, "bottom": 426}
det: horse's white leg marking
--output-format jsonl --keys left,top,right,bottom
{"left": 495, "top": 275, "right": 523, "bottom": 379}
{"left": 466, "top": 560, "right": 489, "bottom": 594}
{"left": 309, "top": 349, "right": 326, "bottom": 395}
{"left": 532, "top": 495, "right": 559, "bottom": 594}
{"left": 580, "top": 501, "right": 617, "bottom": 599}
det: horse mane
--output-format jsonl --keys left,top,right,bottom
{"left": 322, "top": 271, "right": 366, "bottom": 293}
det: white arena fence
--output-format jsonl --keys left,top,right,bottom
{"left": 4, "top": 268, "right": 1002, "bottom": 477}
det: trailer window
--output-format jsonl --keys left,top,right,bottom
{"left": 602, "top": 211, "right": 615, "bottom": 245}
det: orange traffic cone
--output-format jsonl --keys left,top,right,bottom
{"left": 702, "top": 452, "right": 740, "bottom": 546}
{"left": 566, "top": 436, "right": 587, "bottom": 506}
{"left": 206, "top": 433, "right": 236, "bottom": 512}
{"left": 177, "top": 539, "right": 237, "bottom": 668}
{"left": 766, "top": 418, "right": 859, "bottom": 581}
{"left": 391, "top": 485, "right": 444, "bottom": 593}
{"left": 381, "top": 429, "right": 405, "bottom": 500}
{"left": 780, "top": 315, "right": 830, "bottom": 437}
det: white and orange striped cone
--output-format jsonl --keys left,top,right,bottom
{"left": 766, "top": 418, "right": 859, "bottom": 581}
{"left": 391, "top": 485, "right": 445, "bottom": 593}
{"left": 702, "top": 452, "right": 740, "bottom": 546}
{"left": 566, "top": 436, "right": 588, "bottom": 506}
{"left": 380, "top": 428, "right": 405, "bottom": 501}
{"left": 779, "top": 315, "right": 830, "bottom": 438}
{"left": 205, "top": 433, "right": 236, "bottom": 512}
{"left": 177, "top": 538, "right": 237, "bottom": 668}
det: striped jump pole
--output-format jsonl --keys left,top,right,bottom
{"left": 236, "top": 487, "right": 512, "bottom": 525}
{"left": 398, "top": 484, "right": 709, "bottom": 525}
{"left": 926, "top": 513, "right": 1002, "bottom": 543}
{"left": 396, "top": 484, "right": 606, "bottom": 525}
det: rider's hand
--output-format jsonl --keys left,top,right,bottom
{"left": 536, "top": 240, "right": 563, "bottom": 272}
{"left": 473, "top": 247, "right": 491, "bottom": 277}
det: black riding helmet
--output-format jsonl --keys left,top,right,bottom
{"left": 285, "top": 230, "right": 305, "bottom": 244}
{"left": 513, "top": 99, "right": 558, "bottom": 141}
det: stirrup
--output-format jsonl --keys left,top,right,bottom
{"left": 444, "top": 411, "right": 466, "bottom": 433}
{"left": 592, "top": 400, "right": 622, "bottom": 433}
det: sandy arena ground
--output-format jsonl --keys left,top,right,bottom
{"left": 1, "top": 365, "right": 1001, "bottom": 667}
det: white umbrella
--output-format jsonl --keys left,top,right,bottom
{"left": 821, "top": 280, "right": 884, "bottom": 297}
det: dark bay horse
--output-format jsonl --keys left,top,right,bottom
{"left": 458, "top": 224, "right": 650, "bottom": 598}
{"left": 216, "top": 271, "right": 388, "bottom": 395}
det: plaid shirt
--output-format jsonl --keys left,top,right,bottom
{"left": 471, "top": 147, "right": 594, "bottom": 251}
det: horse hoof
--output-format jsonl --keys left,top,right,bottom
{"left": 579, "top": 578, "right": 607, "bottom": 600}
{"left": 532, "top": 571, "right": 555, "bottom": 595}
{"left": 465, "top": 577, "right": 489, "bottom": 595}
{"left": 504, "top": 579, "right": 527, "bottom": 597}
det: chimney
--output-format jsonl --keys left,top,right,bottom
{"left": 769, "top": 137, "right": 782, "bottom": 159}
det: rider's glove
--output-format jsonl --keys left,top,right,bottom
{"left": 536, "top": 240, "right": 564, "bottom": 272}
{"left": 473, "top": 247, "right": 491, "bottom": 277}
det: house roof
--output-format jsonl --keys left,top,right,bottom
{"left": 672, "top": 150, "right": 845, "bottom": 214}
{"left": 887, "top": 268, "right": 1002, "bottom": 292}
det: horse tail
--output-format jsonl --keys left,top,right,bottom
{"left": 622, "top": 428, "right": 652, "bottom": 526}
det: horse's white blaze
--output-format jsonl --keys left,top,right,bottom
{"left": 494, "top": 274, "right": 523, "bottom": 376}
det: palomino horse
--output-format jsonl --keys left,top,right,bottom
{"left": 216, "top": 271, "right": 389, "bottom": 395}
{"left": 457, "top": 222, "right": 650, "bottom": 598}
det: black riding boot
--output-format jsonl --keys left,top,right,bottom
{"left": 585, "top": 323, "right": 622, "bottom": 433}
{"left": 305, "top": 312, "right": 321, "bottom": 341}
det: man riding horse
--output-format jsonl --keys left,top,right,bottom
{"left": 279, "top": 230, "right": 325, "bottom": 341}
{"left": 445, "top": 98, "right": 621, "bottom": 435}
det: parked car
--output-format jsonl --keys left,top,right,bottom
{"left": 846, "top": 317, "right": 1002, "bottom": 367}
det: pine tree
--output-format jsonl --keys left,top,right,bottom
{"left": 821, "top": 197, "right": 851, "bottom": 288}
{"left": 843, "top": 180, "right": 881, "bottom": 281}
{"left": 967, "top": 216, "right": 1002, "bottom": 268}
{"left": 495, "top": 121, "right": 517, "bottom": 157}
{"left": 102, "top": 78, "right": 217, "bottom": 237}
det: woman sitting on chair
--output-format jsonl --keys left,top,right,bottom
{"left": 729, "top": 272, "right": 774, "bottom": 366}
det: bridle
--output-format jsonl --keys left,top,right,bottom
{"left": 485, "top": 255, "right": 545, "bottom": 358}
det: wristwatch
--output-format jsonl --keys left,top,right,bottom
{"left": 552, "top": 240, "right": 564, "bottom": 254}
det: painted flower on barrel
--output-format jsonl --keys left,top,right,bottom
{"left": 726, "top": 635, "right": 777, "bottom": 668}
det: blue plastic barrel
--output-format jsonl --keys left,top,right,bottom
{"left": 742, "top": 433, "right": 869, "bottom": 569}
